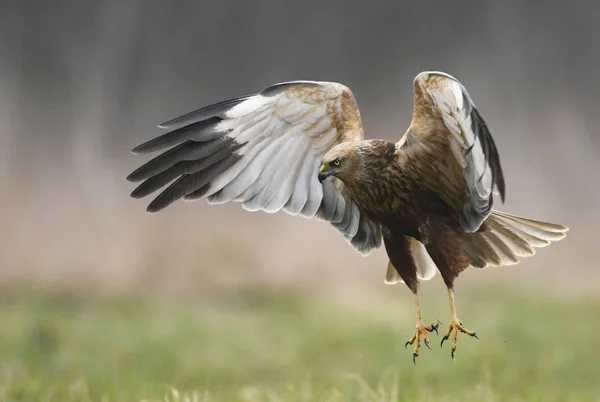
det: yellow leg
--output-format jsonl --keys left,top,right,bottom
{"left": 405, "top": 292, "right": 439, "bottom": 364}
{"left": 440, "top": 287, "right": 478, "bottom": 360}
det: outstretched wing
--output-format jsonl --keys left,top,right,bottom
{"left": 127, "top": 81, "right": 382, "bottom": 254}
{"left": 398, "top": 71, "right": 506, "bottom": 232}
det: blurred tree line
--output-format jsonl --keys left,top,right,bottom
{"left": 1, "top": 0, "right": 597, "bottom": 154}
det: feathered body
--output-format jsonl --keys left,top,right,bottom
{"left": 340, "top": 139, "right": 448, "bottom": 235}
{"left": 127, "top": 71, "right": 568, "bottom": 360}
{"left": 318, "top": 138, "right": 472, "bottom": 291}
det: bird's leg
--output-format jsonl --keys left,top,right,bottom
{"left": 405, "top": 292, "right": 439, "bottom": 363}
{"left": 440, "top": 287, "right": 478, "bottom": 359}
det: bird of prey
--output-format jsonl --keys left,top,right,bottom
{"left": 127, "top": 71, "right": 568, "bottom": 361}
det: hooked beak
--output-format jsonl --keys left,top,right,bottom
{"left": 318, "top": 163, "right": 330, "bottom": 183}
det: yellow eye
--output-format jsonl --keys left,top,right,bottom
{"left": 333, "top": 159, "right": 341, "bottom": 166}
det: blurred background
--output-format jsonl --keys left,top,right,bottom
{"left": 0, "top": 0, "right": 598, "bottom": 401}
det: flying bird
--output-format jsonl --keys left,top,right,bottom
{"left": 127, "top": 71, "right": 568, "bottom": 361}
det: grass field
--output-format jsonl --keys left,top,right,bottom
{"left": 0, "top": 282, "right": 598, "bottom": 402}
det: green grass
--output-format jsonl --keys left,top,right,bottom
{"left": 0, "top": 283, "right": 599, "bottom": 401}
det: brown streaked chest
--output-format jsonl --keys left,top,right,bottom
{"left": 348, "top": 157, "right": 459, "bottom": 238}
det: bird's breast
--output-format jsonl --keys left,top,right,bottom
{"left": 348, "top": 169, "right": 426, "bottom": 238}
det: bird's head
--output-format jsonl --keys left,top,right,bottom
{"left": 318, "top": 143, "right": 361, "bottom": 184}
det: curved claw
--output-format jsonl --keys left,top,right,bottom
{"left": 451, "top": 347, "right": 456, "bottom": 360}
{"left": 405, "top": 341, "right": 410, "bottom": 349}
{"left": 440, "top": 334, "right": 449, "bottom": 348}
{"left": 413, "top": 353, "right": 418, "bottom": 365}
{"left": 424, "top": 338, "right": 431, "bottom": 350}
{"left": 471, "top": 332, "right": 479, "bottom": 340}
{"left": 431, "top": 323, "right": 439, "bottom": 335}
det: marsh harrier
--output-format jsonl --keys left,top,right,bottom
{"left": 127, "top": 72, "right": 568, "bottom": 361}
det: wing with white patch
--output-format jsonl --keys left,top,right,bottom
{"left": 127, "top": 81, "right": 382, "bottom": 254}
{"left": 398, "top": 71, "right": 506, "bottom": 232}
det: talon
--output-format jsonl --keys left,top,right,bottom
{"left": 406, "top": 324, "right": 435, "bottom": 361}
{"left": 413, "top": 353, "right": 418, "bottom": 364}
{"left": 431, "top": 323, "right": 439, "bottom": 335}
{"left": 440, "top": 319, "right": 477, "bottom": 357}
{"left": 441, "top": 335, "right": 449, "bottom": 347}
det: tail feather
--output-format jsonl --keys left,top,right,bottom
{"left": 491, "top": 211, "right": 567, "bottom": 242}
{"left": 462, "top": 210, "right": 568, "bottom": 269}
{"left": 465, "top": 234, "right": 494, "bottom": 268}
{"left": 482, "top": 230, "right": 520, "bottom": 264}
{"left": 486, "top": 219, "right": 535, "bottom": 256}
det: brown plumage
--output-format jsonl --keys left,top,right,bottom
{"left": 127, "top": 72, "right": 568, "bottom": 361}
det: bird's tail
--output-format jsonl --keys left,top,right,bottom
{"left": 461, "top": 210, "right": 568, "bottom": 268}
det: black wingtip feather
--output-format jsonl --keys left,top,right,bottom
{"left": 183, "top": 184, "right": 211, "bottom": 201}
{"left": 145, "top": 176, "right": 188, "bottom": 213}
{"left": 130, "top": 167, "right": 178, "bottom": 199}
{"left": 158, "top": 95, "right": 254, "bottom": 129}
{"left": 130, "top": 139, "right": 242, "bottom": 200}
{"left": 460, "top": 107, "right": 507, "bottom": 232}
{"left": 145, "top": 153, "right": 241, "bottom": 212}
{"left": 471, "top": 107, "right": 506, "bottom": 203}
{"left": 130, "top": 116, "right": 223, "bottom": 155}
{"left": 127, "top": 137, "right": 235, "bottom": 183}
